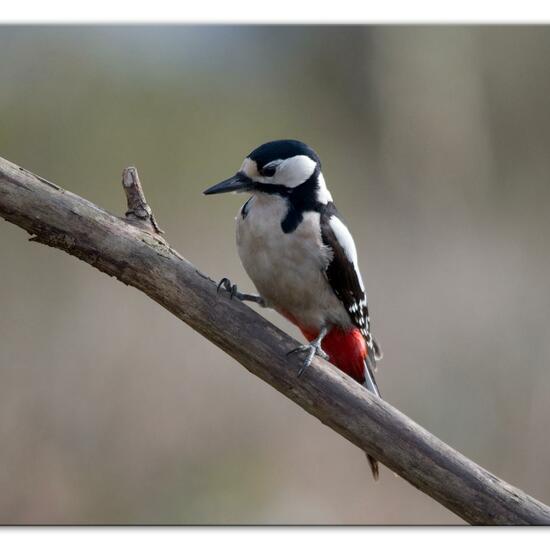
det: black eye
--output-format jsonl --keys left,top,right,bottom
{"left": 261, "top": 166, "right": 276, "bottom": 177}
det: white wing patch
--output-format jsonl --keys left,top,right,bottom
{"left": 328, "top": 215, "right": 365, "bottom": 291}
{"left": 316, "top": 173, "right": 333, "bottom": 205}
{"left": 325, "top": 214, "right": 374, "bottom": 349}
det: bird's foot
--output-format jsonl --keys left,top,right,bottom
{"left": 217, "top": 277, "right": 239, "bottom": 299}
{"left": 287, "top": 336, "right": 329, "bottom": 377}
{"left": 216, "top": 277, "right": 266, "bottom": 307}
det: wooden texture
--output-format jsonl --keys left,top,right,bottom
{"left": 0, "top": 154, "right": 549, "bottom": 525}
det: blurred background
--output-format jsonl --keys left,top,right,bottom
{"left": 1, "top": 26, "right": 550, "bottom": 525}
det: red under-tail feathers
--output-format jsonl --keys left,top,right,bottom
{"left": 301, "top": 326, "right": 368, "bottom": 384}
{"left": 300, "top": 325, "right": 380, "bottom": 481}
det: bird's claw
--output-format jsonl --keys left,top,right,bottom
{"left": 287, "top": 342, "right": 329, "bottom": 377}
{"left": 216, "top": 277, "right": 266, "bottom": 307}
{"left": 217, "top": 277, "right": 238, "bottom": 299}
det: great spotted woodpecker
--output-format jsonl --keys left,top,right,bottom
{"left": 204, "top": 139, "right": 383, "bottom": 479}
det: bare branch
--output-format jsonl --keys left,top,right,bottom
{"left": 0, "top": 154, "right": 549, "bottom": 525}
{"left": 122, "top": 166, "right": 164, "bottom": 234}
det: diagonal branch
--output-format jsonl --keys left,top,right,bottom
{"left": 0, "top": 154, "right": 549, "bottom": 525}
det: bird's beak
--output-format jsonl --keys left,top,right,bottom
{"left": 203, "top": 172, "right": 254, "bottom": 195}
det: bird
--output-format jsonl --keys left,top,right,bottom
{"left": 203, "top": 139, "right": 383, "bottom": 479}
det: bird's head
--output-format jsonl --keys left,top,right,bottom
{"left": 204, "top": 139, "right": 328, "bottom": 200}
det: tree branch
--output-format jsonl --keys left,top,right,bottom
{"left": 122, "top": 166, "right": 164, "bottom": 235}
{"left": 0, "top": 154, "right": 549, "bottom": 525}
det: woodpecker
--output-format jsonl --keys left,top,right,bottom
{"left": 204, "top": 139, "right": 383, "bottom": 479}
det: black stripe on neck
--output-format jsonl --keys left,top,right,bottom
{"left": 280, "top": 166, "right": 327, "bottom": 233}
{"left": 251, "top": 167, "right": 329, "bottom": 234}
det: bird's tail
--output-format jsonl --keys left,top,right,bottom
{"left": 363, "top": 348, "right": 380, "bottom": 397}
{"left": 300, "top": 326, "right": 382, "bottom": 480}
{"left": 366, "top": 453, "right": 379, "bottom": 481}
{"left": 364, "top": 347, "right": 381, "bottom": 481}
{"left": 372, "top": 336, "right": 383, "bottom": 364}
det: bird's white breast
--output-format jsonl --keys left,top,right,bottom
{"left": 236, "top": 194, "right": 351, "bottom": 331}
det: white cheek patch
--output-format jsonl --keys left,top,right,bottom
{"left": 275, "top": 155, "right": 317, "bottom": 188}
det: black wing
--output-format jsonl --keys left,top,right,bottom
{"left": 319, "top": 204, "right": 381, "bottom": 391}
{"left": 320, "top": 203, "right": 382, "bottom": 479}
